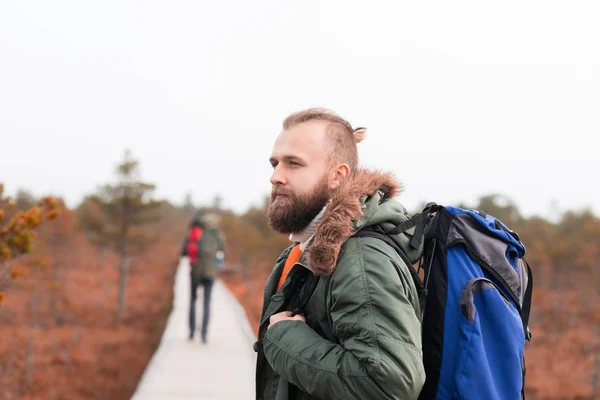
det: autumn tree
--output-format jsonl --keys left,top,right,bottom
{"left": 77, "top": 150, "right": 162, "bottom": 319}
{"left": 0, "top": 184, "right": 59, "bottom": 303}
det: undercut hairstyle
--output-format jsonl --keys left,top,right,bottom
{"left": 282, "top": 108, "right": 364, "bottom": 174}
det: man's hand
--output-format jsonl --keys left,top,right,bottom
{"left": 269, "top": 311, "right": 306, "bottom": 328}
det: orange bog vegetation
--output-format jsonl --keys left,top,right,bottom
{"left": 0, "top": 208, "right": 185, "bottom": 400}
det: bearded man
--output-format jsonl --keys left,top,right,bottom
{"left": 254, "top": 108, "right": 425, "bottom": 400}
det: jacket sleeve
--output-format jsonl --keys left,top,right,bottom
{"left": 263, "top": 238, "right": 425, "bottom": 400}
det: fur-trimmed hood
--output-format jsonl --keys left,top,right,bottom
{"left": 299, "top": 168, "right": 419, "bottom": 276}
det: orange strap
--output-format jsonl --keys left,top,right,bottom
{"left": 277, "top": 244, "right": 302, "bottom": 291}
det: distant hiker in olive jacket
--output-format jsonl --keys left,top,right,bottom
{"left": 181, "top": 212, "right": 225, "bottom": 343}
{"left": 254, "top": 108, "right": 425, "bottom": 399}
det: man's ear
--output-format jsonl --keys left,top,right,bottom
{"left": 328, "top": 163, "right": 350, "bottom": 191}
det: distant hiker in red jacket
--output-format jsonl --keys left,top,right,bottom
{"left": 181, "top": 212, "right": 226, "bottom": 343}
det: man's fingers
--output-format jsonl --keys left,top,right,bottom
{"left": 268, "top": 311, "right": 305, "bottom": 328}
{"left": 269, "top": 311, "right": 291, "bottom": 323}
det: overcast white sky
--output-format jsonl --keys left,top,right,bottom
{"left": 1, "top": 1, "right": 598, "bottom": 219}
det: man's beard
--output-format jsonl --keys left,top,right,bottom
{"left": 268, "top": 177, "right": 329, "bottom": 234}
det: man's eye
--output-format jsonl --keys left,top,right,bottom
{"left": 290, "top": 161, "right": 300, "bottom": 166}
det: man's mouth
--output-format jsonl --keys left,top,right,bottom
{"left": 272, "top": 191, "right": 290, "bottom": 200}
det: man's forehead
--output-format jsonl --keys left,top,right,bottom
{"left": 271, "top": 122, "right": 328, "bottom": 158}
{"left": 269, "top": 138, "right": 310, "bottom": 161}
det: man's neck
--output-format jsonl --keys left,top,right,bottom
{"left": 289, "top": 206, "right": 326, "bottom": 251}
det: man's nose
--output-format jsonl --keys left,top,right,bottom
{"left": 270, "top": 165, "right": 286, "bottom": 186}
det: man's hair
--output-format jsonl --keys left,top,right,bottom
{"left": 283, "top": 108, "right": 359, "bottom": 173}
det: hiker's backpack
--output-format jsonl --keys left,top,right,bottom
{"left": 184, "top": 227, "right": 224, "bottom": 279}
{"left": 355, "top": 203, "right": 533, "bottom": 400}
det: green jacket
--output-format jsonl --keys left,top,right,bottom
{"left": 182, "top": 223, "right": 225, "bottom": 280}
{"left": 255, "top": 170, "right": 426, "bottom": 400}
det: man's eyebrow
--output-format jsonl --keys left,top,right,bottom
{"left": 270, "top": 155, "right": 307, "bottom": 164}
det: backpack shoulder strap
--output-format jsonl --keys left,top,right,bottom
{"left": 352, "top": 229, "right": 426, "bottom": 312}
{"left": 521, "top": 258, "right": 533, "bottom": 341}
{"left": 385, "top": 202, "right": 440, "bottom": 250}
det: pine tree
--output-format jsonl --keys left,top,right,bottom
{"left": 77, "top": 150, "right": 162, "bottom": 319}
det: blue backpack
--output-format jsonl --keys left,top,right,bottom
{"left": 355, "top": 203, "right": 533, "bottom": 400}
